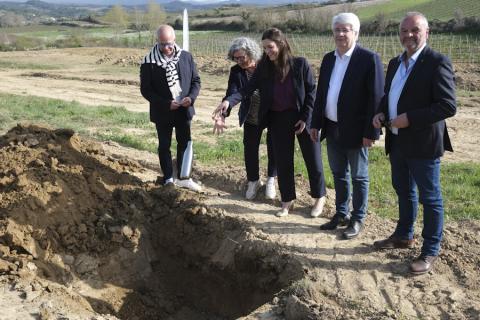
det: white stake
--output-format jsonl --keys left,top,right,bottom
{"left": 183, "top": 8, "right": 189, "bottom": 51}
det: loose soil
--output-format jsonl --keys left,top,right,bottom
{"left": 0, "top": 124, "right": 479, "bottom": 320}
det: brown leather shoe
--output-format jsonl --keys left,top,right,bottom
{"left": 410, "top": 255, "right": 437, "bottom": 275}
{"left": 373, "top": 236, "right": 415, "bottom": 249}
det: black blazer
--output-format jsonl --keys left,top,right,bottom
{"left": 380, "top": 46, "right": 456, "bottom": 158}
{"left": 140, "top": 51, "right": 201, "bottom": 123}
{"left": 222, "top": 64, "right": 253, "bottom": 126}
{"left": 225, "top": 57, "right": 316, "bottom": 128}
{"left": 312, "top": 45, "right": 384, "bottom": 148}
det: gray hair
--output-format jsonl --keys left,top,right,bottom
{"left": 401, "top": 12, "right": 429, "bottom": 29}
{"left": 227, "top": 37, "right": 262, "bottom": 62}
{"left": 332, "top": 12, "right": 360, "bottom": 34}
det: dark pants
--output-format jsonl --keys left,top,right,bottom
{"left": 389, "top": 135, "right": 444, "bottom": 256}
{"left": 155, "top": 113, "right": 191, "bottom": 183}
{"left": 243, "top": 122, "right": 277, "bottom": 182}
{"left": 269, "top": 110, "right": 326, "bottom": 202}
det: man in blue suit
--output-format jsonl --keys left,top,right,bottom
{"left": 372, "top": 12, "right": 456, "bottom": 275}
{"left": 140, "top": 25, "right": 202, "bottom": 191}
{"left": 311, "top": 12, "right": 384, "bottom": 239}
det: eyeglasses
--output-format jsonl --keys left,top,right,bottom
{"left": 159, "top": 42, "right": 175, "bottom": 48}
{"left": 233, "top": 55, "right": 247, "bottom": 61}
{"left": 334, "top": 28, "right": 353, "bottom": 35}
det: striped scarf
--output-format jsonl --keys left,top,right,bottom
{"left": 142, "top": 43, "right": 182, "bottom": 89}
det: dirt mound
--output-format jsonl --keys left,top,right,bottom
{"left": 0, "top": 124, "right": 307, "bottom": 319}
{"left": 454, "top": 63, "right": 480, "bottom": 91}
{"left": 194, "top": 56, "right": 232, "bottom": 75}
{"left": 96, "top": 54, "right": 143, "bottom": 67}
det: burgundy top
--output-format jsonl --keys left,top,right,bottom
{"left": 271, "top": 71, "right": 296, "bottom": 112}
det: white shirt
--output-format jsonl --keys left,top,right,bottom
{"left": 325, "top": 44, "right": 356, "bottom": 122}
{"left": 388, "top": 43, "right": 426, "bottom": 134}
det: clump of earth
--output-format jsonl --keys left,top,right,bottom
{"left": 0, "top": 124, "right": 479, "bottom": 320}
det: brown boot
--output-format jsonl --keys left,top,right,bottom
{"left": 410, "top": 255, "right": 437, "bottom": 275}
{"left": 373, "top": 236, "right": 415, "bottom": 249}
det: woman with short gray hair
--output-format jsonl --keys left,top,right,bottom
{"left": 213, "top": 37, "right": 277, "bottom": 200}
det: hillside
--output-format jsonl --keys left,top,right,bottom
{"left": 356, "top": 0, "right": 480, "bottom": 22}
{"left": 0, "top": 0, "right": 104, "bottom": 18}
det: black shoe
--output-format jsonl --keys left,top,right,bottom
{"left": 319, "top": 214, "right": 350, "bottom": 230}
{"left": 343, "top": 220, "right": 363, "bottom": 239}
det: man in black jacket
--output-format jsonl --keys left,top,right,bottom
{"left": 140, "top": 25, "right": 201, "bottom": 191}
{"left": 311, "top": 13, "right": 384, "bottom": 239}
{"left": 372, "top": 12, "right": 456, "bottom": 275}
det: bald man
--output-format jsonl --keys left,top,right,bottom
{"left": 140, "top": 25, "right": 202, "bottom": 191}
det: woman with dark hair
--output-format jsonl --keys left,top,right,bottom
{"left": 213, "top": 37, "right": 277, "bottom": 200}
{"left": 218, "top": 28, "right": 327, "bottom": 217}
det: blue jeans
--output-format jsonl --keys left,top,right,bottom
{"left": 326, "top": 136, "right": 369, "bottom": 222}
{"left": 389, "top": 140, "right": 444, "bottom": 257}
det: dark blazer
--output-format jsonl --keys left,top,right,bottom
{"left": 140, "top": 51, "right": 201, "bottom": 123}
{"left": 380, "top": 46, "right": 456, "bottom": 158}
{"left": 222, "top": 64, "right": 253, "bottom": 126}
{"left": 312, "top": 45, "right": 384, "bottom": 148}
{"left": 225, "top": 57, "right": 316, "bottom": 128}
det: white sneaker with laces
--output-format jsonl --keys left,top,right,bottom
{"left": 265, "top": 177, "right": 276, "bottom": 199}
{"left": 245, "top": 180, "right": 262, "bottom": 200}
{"left": 311, "top": 196, "right": 326, "bottom": 217}
{"left": 164, "top": 177, "right": 174, "bottom": 186}
{"left": 175, "top": 178, "right": 202, "bottom": 192}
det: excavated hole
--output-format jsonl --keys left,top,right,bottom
{"left": 96, "top": 186, "right": 307, "bottom": 320}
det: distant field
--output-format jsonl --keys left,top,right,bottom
{"left": 185, "top": 31, "right": 480, "bottom": 64}
{"left": 1, "top": 26, "right": 479, "bottom": 64}
{"left": 184, "top": 0, "right": 480, "bottom": 29}
{"left": 357, "top": 0, "right": 480, "bottom": 21}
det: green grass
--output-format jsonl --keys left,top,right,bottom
{"left": 356, "top": 0, "right": 432, "bottom": 22}
{"left": 356, "top": 0, "right": 480, "bottom": 22}
{"left": 0, "top": 93, "right": 151, "bottom": 135}
{"left": 0, "top": 60, "right": 61, "bottom": 70}
{"left": 0, "top": 92, "right": 478, "bottom": 220}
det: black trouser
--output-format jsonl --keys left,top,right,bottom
{"left": 243, "top": 122, "right": 277, "bottom": 182}
{"left": 155, "top": 113, "right": 191, "bottom": 183}
{"left": 269, "top": 110, "right": 326, "bottom": 202}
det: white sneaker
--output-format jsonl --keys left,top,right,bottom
{"left": 175, "top": 178, "right": 202, "bottom": 192}
{"left": 310, "top": 196, "right": 326, "bottom": 217}
{"left": 164, "top": 177, "right": 174, "bottom": 186}
{"left": 275, "top": 201, "right": 293, "bottom": 217}
{"left": 265, "top": 177, "right": 276, "bottom": 200}
{"left": 245, "top": 180, "right": 262, "bottom": 200}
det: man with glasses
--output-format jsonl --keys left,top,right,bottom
{"left": 140, "top": 24, "right": 202, "bottom": 191}
{"left": 311, "top": 12, "right": 384, "bottom": 239}
{"left": 372, "top": 12, "right": 456, "bottom": 275}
